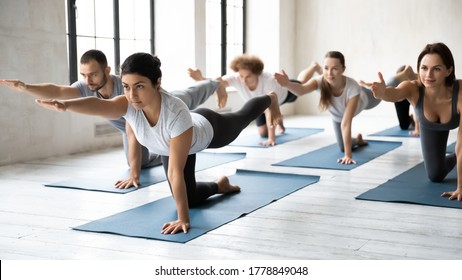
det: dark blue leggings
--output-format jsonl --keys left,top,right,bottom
{"left": 162, "top": 95, "right": 272, "bottom": 206}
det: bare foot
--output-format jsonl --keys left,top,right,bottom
{"left": 215, "top": 79, "right": 228, "bottom": 109}
{"left": 403, "top": 65, "right": 417, "bottom": 80}
{"left": 407, "top": 114, "right": 420, "bottom": 136}
{"left": 356, "top": 133, "right": 368, "bottom": 146}
{"left": 216, "top": 176, "right": 240, "bottom": 194}
{"left": 267, "top": 92, "right": 282, "bottom": 127}
{"left": 297, "top": 61, "right": 322, "bottom": 83}
{"left": 409, "top": 129, "right": 420, "bottom": 137}
{"left": 313, "top": 61, "right": 322, "bottom": 75}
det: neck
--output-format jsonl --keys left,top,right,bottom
{"left": 425, "top": 83, "right": 451, "bottom": 99}
{"left": 143, "top": 89, "right": 162, "bottom": 127}
{"left": 98, "top": 75, "right": 114, "bottom": 99}
{"left": 330, "top": 76, "right": 345, "bottom": 95}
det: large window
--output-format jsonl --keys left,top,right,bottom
{"left": 206, "top": 0, "right": 245, "bottom": 76}
{"left": 66, "top": 0, "right": 154, "bottom": 83}
{"left": 67, "top": 0, "right": 244, "bottom": 83}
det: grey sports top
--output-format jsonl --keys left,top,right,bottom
{"left": 415, "top": 81, "right": 460, "bottom": 131}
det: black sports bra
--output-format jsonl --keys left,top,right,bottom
{"left": 415, "top": 81, "right": 460, "bottom": 131}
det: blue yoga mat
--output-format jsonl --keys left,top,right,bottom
{"left": 369, "top": 126, "right": 418, "bottom": 138}
{"left": 447, "top": 142, "right": 456, "bottom": 153}
{"left": 73, "top": 169, "right": 320, "bottom": 243}
{"left": 273, "top": 140, "right": 402, "bottom": 170}
{"left": 44, "top": 152, "right": 246, "bottom": 193}
{"left": 356, "top": 162, "right": 462, "bottom": 209}
{"left": 229, "top": 127, "right": 323, "bottom": 148}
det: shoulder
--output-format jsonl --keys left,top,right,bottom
{"left": 71, "top": 80, "right": 91, "bottom": 96}
{"left": 222, "top": 73, "right": 238, "bottom": 81}
{"left": 261, "top": 72, "right": 278, "bottom": 84}
{"left": 398, "top": 80, "right": 420, "bottom": 92}
{"left": 313, "top": 75, "right": 322, "bottom": 83}
{"left": 456, "top": 80, "right": 462, "bottom": 91}
{"left": 261, "top": 72, "right": 273, "bottom": 79}
{"left": 398, "top": 80, "right": 420, "bottom": 104}
{"left": 311, "top": 75, "right": 322, "bottom": 86}
{"left": 345, "top": 76, "right": 360, "bottom": 88}
{"left": 161, "top": 90, "right": 189, "bottom": 114}
{"left": 344, "top": 77, "right": 361, "bottom": 96}
{"left": 456, "top": 80, "right": 462, "bottom": 101}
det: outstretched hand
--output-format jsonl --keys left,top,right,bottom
{"left": 188, "top": 68, "right": 204, "bottom": 81}
{"left": 35, "top": 99, "right": 67, "bottom": 112}
{"left": 274, "top": 70, "right": 290, "bottom": 86}
{"left": 0, "top": 79, "right": 27, "bottom": 91}
{"left": 359, "top": 72, "right": 386, "bottom": 99}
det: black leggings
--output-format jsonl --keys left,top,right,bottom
{"left": 162, "top": 95, "right": 272, "bottom": 206}
{"left": 255, "top": 80, "right": 300, "bottom": 127}
{"left": 420, "top": 127, "right": 456, "bottom": 182}
{"left": 395, "top": 100, "right": 413, "bottom": 130}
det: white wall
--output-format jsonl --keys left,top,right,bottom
{"left": 154, "top": 0, "right": 196, "bottom": 90}
{"left": 246, "top": 0, "right": 297, "bottom": 116}
{"left": 291, "top": 0, "right": 462, "bottom": 114}
{"left": 0, "top": 0, "right": 123, "bottom": 166}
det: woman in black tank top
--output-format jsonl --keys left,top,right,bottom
{"left": 361, "top": 42, "right": 462, "bottom": 202}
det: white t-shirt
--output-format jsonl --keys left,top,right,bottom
{"left": 123, "top": 89, "right": 214, "bottom": 156}
{"left": 314, "top": 76, "right": 368, "bottom": 122}
{"left": 222, "top": 71, "right": 288, "bottom": 104}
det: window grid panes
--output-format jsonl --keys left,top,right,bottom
{"left": 67, "top": 0, "right": 153, "bottom": 82}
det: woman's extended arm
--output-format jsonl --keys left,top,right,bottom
{"left": 442, "top": 81, "right": 462, "bottom": 201}
{"left": 444, "top": 128, "right": 462, "bottom": 201}
{"left": 360, "top": 72, "right": 416, "bottom": 103}
{"left": 338, "top": 94, "right": 360, "bottom": 164}
{"left": 35, "top": 95, "right": 128, "bottom": 120}
{"left": 161, "top": 127, "right": 193, "bottom": 234}
{"left": 115, "top": 122, "right": 142, "bottom": 189}
{"left": 274, "top": 70, "right": 318, "bottom": 96}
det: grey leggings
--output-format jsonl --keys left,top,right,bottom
{"left": 123, "top": 80, "right": 220, "bottom": 168}
{"left": 420, "top": 127, "right": 456, "bottom": 182}
{"left": 333, "top": 87, "right": 380, "bottom": 151}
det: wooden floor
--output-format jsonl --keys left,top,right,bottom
{"left": 1, "top": 104, "right": 462, "bottom": 260}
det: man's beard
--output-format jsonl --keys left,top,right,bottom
{"left": 89, "top": 75, "right": 108, "bottom": 92}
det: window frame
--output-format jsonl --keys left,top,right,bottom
{"left": 66, "top": 0, "right": 154, "bottom": 84}
{"left": 67, "top": 0, "right": 244, "bottom": 83}
{"left": 210, "top": 0, "right": 246, "bottom": 76}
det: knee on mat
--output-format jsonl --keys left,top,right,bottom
{"left": 427, "top": 172, "right": 445, "bottom": 183}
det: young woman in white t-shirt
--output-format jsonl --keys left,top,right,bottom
{"left": 36, "top": 52, "right": 282, "bottom": 235}
{"left": 275, "top": 51, "right": 381, "bottom": 165}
